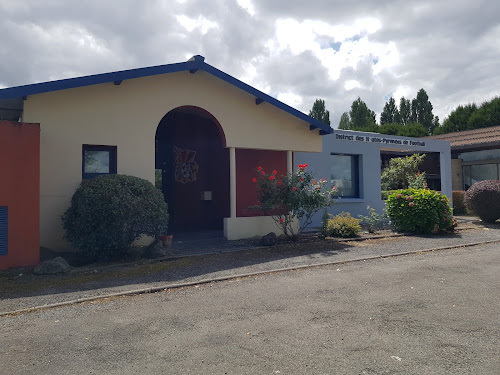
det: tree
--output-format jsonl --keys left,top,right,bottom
{"left": 349, "top": 97, "right": 377, "bottom": 130}
{"left": 338, "top": 112, "right": 350, "bottom": 129}
{"left": 398, "top": 97, "right": 412, "bottom": 125}
{"left": 381, "top": 154, "right": 426, "bottom": 191}
{"left": 433, "top": 97, "right": 500, "bottom": 135}
{"left": 309, "top": 98, "right": 331, "bottom": 125}
{"left": 467, "top": 97, "right": 500, "bottom": 129}
{"left": 436, "top": 103, "right": 478, "bottom": 134}
{"left": 380, "top": 97, "right": 399, "bottom": 125}
{"left": 411, "top": 89, "right": 436, "bottom": 134}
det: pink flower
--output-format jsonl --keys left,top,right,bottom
{"left": 273, "top": 170, "right": 277, "bottom": 175}
{"left": 406, "top": 196, "right": 414, "bottom": 201}
{"left": 441, "top": 198, "right": 447, "bottom": 203}
{"left": 300, "top": 177, "right": 304, "bottom": 181}
{"left": 258, "top": 166, "right": 263, "bottom": 171}
{"left": 280, "top": 218, "right": 284, "bottom": 223}
{"left": 261, "top": 171, "right": 265, "bottom": 175}
{"left": 252, "top": 178, "right": 257, "bottom": 183}
{"left": 293, "top": 187, "right": 297, "bottom": 191}
{"left": 278, "top": 181, "right": 283, "bottom": 185}
{"left": 269, "top": 175, "right": 275, "bottom": 180}
{"left": 409, "top": 202, "right": 415, "bottom": 207}
{"left": 397, "top": 194, "right": 403, "bottom": 199}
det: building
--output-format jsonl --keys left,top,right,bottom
{"left": 0, "top": 55, "right": 331, "bottom": 264}
{"left": 296, "top": 129, "right": 452, "bottom": 228}
{"left": 0, "top": 56, "right": 452, "bottom": 268}
{"left": 429, "top": 126, "right": 500, "bottom": 190}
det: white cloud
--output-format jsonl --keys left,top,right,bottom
{"left": 176, "top": 15, "right": 218, "bottom": 34}
{"left": 344, "top": 80, "right": 361, "bottom": 90}
{"left": 236, "top": 0, "right": 256, "bottom": 16}
{"left": 277, "top": 92, "right": 303, "bottom": 109}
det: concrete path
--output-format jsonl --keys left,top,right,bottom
{"left": 1, "top": 225, "right": 499, "bottom": 315}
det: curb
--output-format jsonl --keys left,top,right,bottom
{"left": 2, "top": 237, "right": 499, "bottom": 317}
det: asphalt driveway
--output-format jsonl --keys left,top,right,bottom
{"left": 2, "top": 239, "right": 500, "bottom": 374}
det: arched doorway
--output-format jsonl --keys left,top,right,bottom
{"left": 155, "top": 106, "right": 230, "bottom": 234}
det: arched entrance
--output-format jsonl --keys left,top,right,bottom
{"left": 155, "top": 106, "right": 230, "bottom": 234}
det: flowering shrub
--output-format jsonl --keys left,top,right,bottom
{"left": 386, "top": 188, "right": 454, "bottom": 233}
{"left": 252, "top": 164, "right": 336, "bottom": 238}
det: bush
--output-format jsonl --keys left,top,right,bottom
{"left": 386, "top": 189, "right": 453, "bottom": 233}
{"left": 464, "top": 180, "right": 500, "bottom": 223}
{"left": 326, "top": 212, "right": 361, "bottom": 238}
{"left": 382, "top": 190, "right": 399, "bottom": 200}
{"left": 452, "top": 190, "right": 467, "bottom": 215}
{"left": 62, "top": 175, "right": 169, "bottom": 259}
{"left": 252, "top": 164, "right": 336, "bottom": 238}
{"left": 381, "top": 154, "right": 426, "bottom": 191}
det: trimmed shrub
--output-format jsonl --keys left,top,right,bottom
{"left": 382, "top": 190, "right": 399, "bottom": 200}
{"left": 326, "top": 212, "right": 361, "bottom": 238}
{"left": 464, "top": 180, "right": 500, "bottom": 223}
{"left": 386, "top": 189, "right": 453, "bottom": 233}
{"left": 452, "top": 190, "right": 467, "bottom": 215}
{"left": 62, "top": 175, "right": 169, "bottom": 259}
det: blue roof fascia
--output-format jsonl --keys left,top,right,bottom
{"left": 0, "top": 55, "right": 332, "bottom": 135}
{"left": 200, "top": 62, "right": 332, "bottom": 134}
{"left": 0, "top": 60, "right": 197, "bottom": 99}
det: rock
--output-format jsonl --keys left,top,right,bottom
{"left": 260, "top": 232, "right": 278, "bottom": 246}
{"left": 145, "top": 240, "right": 168, "bottom": 259}
{"left": 34, "top": 257, "right": 71, "bottom": 275}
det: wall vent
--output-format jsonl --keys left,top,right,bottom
{"left": 0, "top": 206, "right": 7, "bottom": 256}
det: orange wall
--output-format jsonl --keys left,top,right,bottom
{"left": 0, "top": 121, "right": 40, "bottom": 269}
{"left": 236, "top": 149, "right": 287, "bottom": 217}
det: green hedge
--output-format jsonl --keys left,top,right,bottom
{"left": 326, "top": 212, "right": 361, "bottom": 238}
{"left": 62, "top": 175, "right": 169, "bottom": 259}
{"left": 386, "top": 189, "right": 453, "bottom": 233}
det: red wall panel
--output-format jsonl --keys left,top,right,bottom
{"left": 0, "top": 121, "right": 40, "bottom": 269}
{"left": 236, "top": 149, "right": 287, "bottom": 217}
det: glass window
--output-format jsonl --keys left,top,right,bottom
{"left": 82, "top": 145, "right": 117, "bottom": 179}
{"left": 330, "top": 154, "right": 359, "bottom": 198}
{"left": 463, "top": 163, "right": 499, "bottom": 190}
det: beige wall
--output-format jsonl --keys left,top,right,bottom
{"left": 22, "top": 71, "right": 323, "bottom": 250}
{"left": 451, "top": 159, "right": 463, "bottom": 190}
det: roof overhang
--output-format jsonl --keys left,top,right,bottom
{"left": 0, "top": 55, "right": 332, "bottom": 135}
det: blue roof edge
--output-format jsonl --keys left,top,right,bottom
{"left": 0, "top": 55, "right": 332, "bottom": 135}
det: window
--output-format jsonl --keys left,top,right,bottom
{"left": 330, "top": 154, "right": 360, "bottom": 198}
{"left": 82, "top": 145, "right": 117, "bottom": 179}
{"left": 463, "top": 163, "right": 499, "bottom": 190}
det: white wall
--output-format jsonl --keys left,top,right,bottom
{"left": 295, "top": 129, "right": 452, "bottom": 229}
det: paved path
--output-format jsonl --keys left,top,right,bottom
{"left": 2, "top": 240, "right": 499, "bottom": 374}
{"left": 1, "top": 227, "right": 500, "bottom": 314}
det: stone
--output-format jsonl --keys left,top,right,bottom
{"left": 145, "top": 240, "right": 168, "bottom": 259}
{"left": 260, "top": 232, "right": 278, "bottom": 246}
{"left": 34, "top": 257, "right": 71, "bottom": 275}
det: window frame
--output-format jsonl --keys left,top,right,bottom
{"left": 330, "top": 153, "right": 360, "bottom": 198}
{"left": 82, "top": 144, "right": 117, "bottom": 179}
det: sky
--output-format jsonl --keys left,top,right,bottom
{"left": 1, "top": 0, "right": 499, "bottom": 128}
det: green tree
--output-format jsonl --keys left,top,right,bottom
{"left": 380, "top": 97, "right": 399, "bottom": 125}
{"left": 411, "top": 88, "right": 436, "bottom": 134}
{"left": 309, "top": 98, "right": 331, "bottom": 125}
{"left": 398, "top": 97, "right": 412, "bottom": 125}
{"left": 338, "top": 112, "right": 350, "bottom": 129}
{"left": 467, "top": 97, "right": 500, "bottom": 129}
{"left": 435, "top": 103, "right": 478, "bottom": 134}
{"left": 349, "top": 97, "right": 377, "bottom": 130}
{"left": 381, "top": 154, "right": 426, "bottom": 191}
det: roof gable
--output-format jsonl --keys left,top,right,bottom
{"left": 0, "top": 55, "right": 332, "bottom": 134}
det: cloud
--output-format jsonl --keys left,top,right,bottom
{"left": 0, "top": 0, "right": 499, "bottom": 128}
